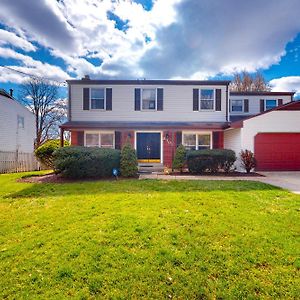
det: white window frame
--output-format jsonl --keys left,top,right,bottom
{"left": 182, "top": 132, "right": 213, "bottom": 150}
{"left": 90, "top": 88, "right": 106, "bottom": 110}
{"left": 17, "top": 115, "right": 25, "bottom": 129}
{"left": 141, "top": 88, "right": 157, "bottom": 111}
{"left": 231, "top": 99, "right": 244, "bottom": 113}
{"left": 265, "top": 99, "right": 277, "bottom": 111}
{"left": 84, "top": 131, "right": 115, "bottom": 148}
{"left": 199, "top": 89, "right": 215, "bottom": 111}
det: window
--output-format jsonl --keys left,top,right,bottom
{"left": 142, "top": 89, "right": 156, "bottom": 110}
{"left": 17, "top": 115, "right": 24, "bottom": 128}
{"left": 85, "top": 132, "right": 114, "bottom": 148}
{"left": 231, "top": 100, "right": 243, "bottom": 112}
{"left": 265, "top": 99, "right": 277, "bottom": 110}
{"left": 91, "top": 88, "right": 105, "bottom": 109}
{"left": 183, "top": 133, "right": 211, "bottom": 150}
{"left": 200, "top": 89, "right": 214, "bottom": 110}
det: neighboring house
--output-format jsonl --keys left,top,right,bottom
{"left": 61, "top": 77, "right": 300, "bottom": 171}
{"left": 0, "top": 89, "right": 35, "bottom": 153}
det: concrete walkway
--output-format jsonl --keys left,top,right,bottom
{"left": 139, "top": 172, "right": 300, "bottom": 194}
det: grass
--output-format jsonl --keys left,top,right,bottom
{"left": 0, "top": 172, "right": 299, "bottom": 299}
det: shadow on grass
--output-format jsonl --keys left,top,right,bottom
{"left": 6, "top": 179, "right": 281, "bottom": 199}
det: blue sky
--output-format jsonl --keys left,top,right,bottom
{"left": 1, "top": 0, "right": 300, "bottom": 98}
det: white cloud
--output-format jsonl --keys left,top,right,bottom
{"left": 0, "top": 29, "right": 36, "bottom": 52}
{"left": 270, "top": 76, "right": 300, "bottom": 97}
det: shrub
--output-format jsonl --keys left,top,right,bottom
{"left": 240, "top": 149, "right": 256, "bottom": 173}
{"left": 187, "top": 149, "right": 236, "bottom": 174}
{"left": 35, "top": 139, "right": 69, "bottom": 169}
{"left": 120, "top": 142, "right": 138, "bottom": 177}
{"left": 53, "top": 146, "right": 120, "bottom": 178}
{"left": 172, "top": 144, "right": 187, "bottom": 173}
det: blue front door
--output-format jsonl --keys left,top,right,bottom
{"left": 137, "top": 132, "right": 161, "bottom": 162}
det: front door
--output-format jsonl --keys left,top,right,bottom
{"left": 136, "top": 132, "right": 161, "bottom": 163}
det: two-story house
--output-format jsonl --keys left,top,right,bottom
{"left": 61, "top": 77, "right": 300, "bottom": 171}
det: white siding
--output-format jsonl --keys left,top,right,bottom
{"left": 0, "top": 95, "right": 35, "bottom": 153}
{"left": 230, "top": 94, "right": 292, "bottom": 118}
{"left": 224, "top": 128, "right": 243, "bottom": 170}
{"left": 70, "top": 84, "right": 228, "bottom": 122}
{"left": 242, "top": 111, "right": 300, "bottom": 152}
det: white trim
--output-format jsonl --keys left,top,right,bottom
{"left": 182, "top": 131, "right": 213, "bottom": 150}
{"left": 231, "top": 99, "right": 244, "bottom": 113}
{"left": 90, "top": 88, "right": 106, "bottom": 110}
{"left": 199, "top": 89, "right": 215, "bottom": 112}
{"left": 84, "top": 130, "right": 115, "bottom": 148}
{"left": 141, "top": 88, "right": 157, "bottom": 111}
{"left": 134, "top": 130, "right": 163, "bottom": 164}
{"left": 265, "top": 99, "right": 278, "bottom": 111}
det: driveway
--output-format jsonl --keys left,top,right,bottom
{"left": 259, "top": 172, "right": 300, "bottom": 194}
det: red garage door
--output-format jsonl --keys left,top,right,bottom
{"left": 255, "top": 133, "right": 300, "bottom": 171}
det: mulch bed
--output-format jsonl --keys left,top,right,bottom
{"left": 169, "top": 171, "right": 264, "bottom": 177}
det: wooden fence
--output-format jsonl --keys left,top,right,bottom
{"left": 0, "top": 151, "right": 40, "bottom": 173}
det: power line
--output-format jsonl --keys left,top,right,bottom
{"left": 0, "top": 65, "right": 68, "bottom": 87}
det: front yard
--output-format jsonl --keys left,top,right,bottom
{"left": 0, "top": 172, "right": 299, "bottom": 299}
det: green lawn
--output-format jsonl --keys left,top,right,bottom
{"left": 0, "top": 172, "right": 299, "bottom": 299}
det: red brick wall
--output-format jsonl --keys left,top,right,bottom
{"left": 120, "top": 131, "right": 135, "bottom": 148}
{"left": 163, "top": 131, "right": 177, "bottom": 168}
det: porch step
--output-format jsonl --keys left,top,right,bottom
{"left": 138, "top": 163, "right": 164, "bottom": 174}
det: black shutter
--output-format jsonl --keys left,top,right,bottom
{"left": 78, "top": 131, "right": 84, "bottom": 146}
{"left": 278, "top": 99, "right": 283, "bottom": 106}
{"left": 244, "top": 99, "right": 249, "bottom": 112}
{"left": 176, "top": 131, "right": 182, "bottom": 148}
{"left": 215, "top": 89, "right": 221, "bottom": 111}
{"left": 106, "top": 88, "right": 112, "bottom": 110}
{"left": 157, "top": 88, "right": 163, "bottom": 111}
{"left": 134, "top": 88, "right": 141, "bottom": 111}
{"left": 115, "top": 131, "right": 121, "bottom": 150}
{"left": 260, "top": 99, "right": 265, "bottom": 112}
{"left": 193, "top": 89, "right": 199, "bottom": 111}
{"left": 83, "top": 88, "right": 89, "bottom": 110}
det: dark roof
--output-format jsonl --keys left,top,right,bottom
{"left": 61, "top": 121, "right": 230, "bottom": 130}
{"left": 0, "top": 89, "right": 13, "bottom": 99}
{"left": 230, "top": 91, "right": 295, "bottom": 96}
{"left": 229, "top": 115, "right": 251, "bottom": 122}
{"left": 230, "top": 100, "right": 300, "bottom": 128}
{"left": 66, "top": 79, "right": 231, "bottom": 86}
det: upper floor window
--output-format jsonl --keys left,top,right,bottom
{"left": 142, "top": 89, "right": 156, "bottom": 110}
{"left": 17, "top": 115, "right": 24, "bottom": 128}
{"left": 183, "top": 133, "right": 211, "bottom": 150}
{"left": 85, "top": 132, "right": 114, "bottom": 148}
{"left": 91, "top": 88, "right": 105, "bottom": 109}
{"left": 265, "top": 99, "right": 277, "bottom": 111}
{"left": 200, "top": 89, "right": 214, "bottom": 110}
{"left": 231, "top": 100, "right": 243, "bottom": 112}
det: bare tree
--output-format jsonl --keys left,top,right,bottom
{"left": 230, "top": 71, "right": 271, "bottom": 92}
{"left": 19, "top": 78, "right": 67, "bottom": 148}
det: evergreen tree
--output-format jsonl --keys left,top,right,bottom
{"left": 120, "top": 141, "right": 138, "bottom": 177}
{"left": 172, "top": 144, "right": 187, "bottom": 173}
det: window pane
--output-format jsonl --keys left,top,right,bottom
{"left": 142, "top": 99, "right": 156, "bottom": 110}
{"left": 198, "top": 134, "right": 210, "bottom": 149}
{"left": 101, "top": 134, "right": 114, "bottom": 148}
{"left": 183, "top": 134, "right": 196, "bottom": 150}
{"left": 91, "top": 88, "right": 104, "bottom": 99}
{"left": 200, "top": 100, "right": 214, "bottom": 110}
{"left": 86, "top": 133, "right": 99, "bottom": 147}
{"left": 91, "top": 98, "right": 104, "bottom": 109}
{"left": 17, "top": 115, "right": 24, "bottom": 128}
{"left": 266, "top": 100, "right": 276, "bottom": 110}
{"left": 231, "top": 100, "right": 243, "bottom": 112}
{"left": 200, "top": 89, "right": 214, "bottom": 100}
{"left": 142, "top": 89, "right": 156, "bottom": 110}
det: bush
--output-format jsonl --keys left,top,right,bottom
{"left": 35, "top": 139, "right": 69, "bottom": 168}
{"left": 53, "top": 146, "right": 120, "bottom": 178}
{"left": 120, "top": 142, "right": 138, "bottom": 177}
{"left": 187, "top": 149, "right": 236, "bottom": 174}
{"left": 240, "top": 149, "right": 256, "bottom": 173}
{"left": 172, "top": 144, "right": 187, "bottom": 173}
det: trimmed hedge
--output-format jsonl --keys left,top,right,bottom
{"left": 187, "top": 149, "right": 236, "bottom": 174}
{"left": 53, "top": 146, "right": 120, "bottom": 178}
{"left": 35, "top": 139, "right": 69, "bottom": 168}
